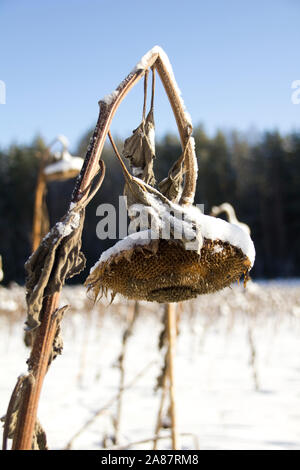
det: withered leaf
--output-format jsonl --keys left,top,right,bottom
{"left": 158, "top": 155, "right": 185, "bottom": 202}
{"left": 122, "top": 109, "right": 156, "bottom": 186}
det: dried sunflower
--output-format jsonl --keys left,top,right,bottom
{"left": 84, "top": 47, "right": 255, "bottom": 303}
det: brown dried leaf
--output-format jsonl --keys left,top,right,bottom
{"left": 25, "top": 209, "right": 86, "bottom": 332}
{"left": 122, "top": 109, "right": 156, "bottom": 187}
{"left": 158, "top": 156, "right": 185, "bottom": 202}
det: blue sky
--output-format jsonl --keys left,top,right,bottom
{"left": 0, "top": 0, "right": 299, "bottom": 152}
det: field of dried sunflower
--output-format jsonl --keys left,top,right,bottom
{"left": 1, "top": 280, "right": 300, "bottom": 450}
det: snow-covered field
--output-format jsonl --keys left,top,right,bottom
{"left": 1, "top": 280, "right": 300, "bottom": 450}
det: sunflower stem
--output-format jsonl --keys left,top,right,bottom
{"left": 166, "top": 302, "right": 179, "bottom": 450}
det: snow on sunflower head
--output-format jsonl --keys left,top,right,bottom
{"left": 84, "top": 47, "right": 255, "bottom": 303}
{"left": 44, "top": 136, "right": 83, "bottom": 182}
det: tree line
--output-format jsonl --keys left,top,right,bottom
{"left": 0, "top": 125, "right": 299, "bottom": 285}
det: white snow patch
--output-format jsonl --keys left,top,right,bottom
{"left": 211, "top": 203, "right": 251, "bottom": 235}
{"left": 91, "top": 193, "right": 255, "bottom": 273}
{"left": 213, "top": 245, "right": 224, "bottom": 254}
{"left": 101, "top": 90, "right": 120, "bottom": 106}
{"left": 132, "top": 166, "right": 143, "bottom": 177}
{"left": 2, "top": 281, "right": 300, "bottom": 450}
{"left": 56, "top": 211, "right": 80, "bottom": 238}
{"left": 90, "top": 230, "right": 155, "bottom": 274}
{"left": 55, "top": 134, "right": 70, "bottom": 149}
{"left": 132, "top": 46, "right": 193, "bottom": 128}
{"left": 189, "top": 136, "right": 198, "bottom": 176}
{"left": 183, "top": 204, "right": 256, "bottom": 266}
{"left": 44, "top": 151, "right": 83, "bottom": 175}
{"left": 141, "top": 192, "right": 255, "bottom": 266}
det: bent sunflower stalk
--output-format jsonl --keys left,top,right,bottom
{"left": 3, "top": 46, "right": 255, "bottom": 450}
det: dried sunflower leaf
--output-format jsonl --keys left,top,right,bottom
{"left": 1, "top": 374, "right": 48, "bottom": 450}
{"left": 158, "top": 156, "right": 185, "bottom": 202}
{"left": 32, "top": 419, "right": 48, "bottom": 450}
{"left": 25, "top": 208, "right": 86, "bottom": 332}
{"left": 122, "top": 109, "right": 156, "bottom": 186}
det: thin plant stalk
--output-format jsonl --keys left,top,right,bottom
{"left": 166, "top": 302, "right": 179, "bottom": 450}
{"left": 247, "top": 317, "right": 260, "bottom": 391}
{"left": 114, "top": 301, "right": 139, "bottom": 444}
{"left": 153, "top": 361, "right": 169, "bottom": 450}
{"left": 32, "top": 151, "right": 49, "bottom": 252}
{"left": 76, "top": 306, "right": 94, "bottom": 386}
{"left": 110, "top": 432, "right": 199, "bottom": 451}
{"left": 153, "top": 303, "right": 182, "bottom": 449}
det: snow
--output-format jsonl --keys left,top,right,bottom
{"left": 90, "top": 194, "right": 255, "bottom": 273}
{"left": 213, "top": 245, "right": 224, "bottom": 254}
{"left": 44, "top": 151, "right": 83, "bottom": 175}
{"left": 189, "top": 136, "right": 198, "bottom": 182}
{"left": 101, "top": 90, "right": 120, "bottom": 106}
{"left": 132, "top": 46, "right": 193, "bottom": 128}
{"left": 55, "top": 135, "right": 70, "bottom": 150}
{"left": 133, "top": 46, "right": 160, "bottom": 72}
{"left": 1, "top": 281, "right": 300, "bottom": 450}
{"left": 69, "top": 202, "right": 77, "bottom": 211}
{"left": 183, "top": 205, "right": 255, "bottom": 266}
{"left": 127, "top": 197, "right": 203, "bottom": 252}
{"left": 90, "top": 230, "right": 155, "bottom": 273}
{"left": 56, "top": 211, "right": 80, "bottom": 238}
{"left": 211, "top": 203, "right": 251, "bottom": 235}
{"left": 132, "top": 166, "right": 143, "bottom": 177}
